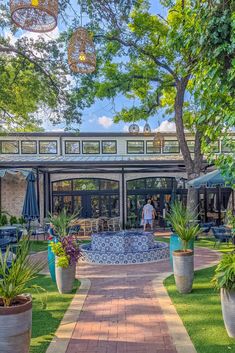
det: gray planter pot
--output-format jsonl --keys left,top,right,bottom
{"left": 0, "top": 295, "right": 32, "bottom": 353}
{"left": 221, "top": 288, "right": 235, "bottom": 338}
{"left": 55, "top": 258, "right": 76, "bottom": 294}
{"left": 173, "top": 250, "right": 194, "bottom": 294}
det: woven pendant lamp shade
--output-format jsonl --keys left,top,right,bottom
{"left": 143, "top": 123, "right": 151, "bottom": 135}
{"left": 129, "top": 123, "right": 140, "bottom": 134}
{"left": 68, "top": 27, "right": 96, "bottom": 74}
{"left": 153, "top": 132, "right": 165, "bottom": 148}
{"left": 10, "top": 0, "right": 58, "bottom": 33}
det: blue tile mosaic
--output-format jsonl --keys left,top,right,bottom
{"left": 80, "top": 231, "right": 169, "bottom": 265}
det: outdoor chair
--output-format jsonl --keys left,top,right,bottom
{"left": 31, "top": 224, "right": 47, "bottom": 241}
{"left": 68, "top": 224, "right": 81, "bottom": 236}
{"left": 107, "top": 217, "right": 121, "bottom": 231}
{"left": 211, "top": 226, "right": 232, "bottom": 247}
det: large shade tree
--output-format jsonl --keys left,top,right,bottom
{"left": 68, "top": 0, "right": 234, "bottom": 209}
{"left": 0, "top": 0, "right": 81, "bottom": 131}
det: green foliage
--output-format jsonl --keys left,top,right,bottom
{"left": 226, "top": 210, "right": 235, "bottom": 235}
{"left": 212, "top": 253, "right": 235, "bottom": 290}
{"left": 18, "top": 216, "right": 26, "bottom": 225}
{"left": 166, "top": 201, "right": 199, "bottom": 251}
{"left": 49, "top": 209, "right": 79, "bottom": 237}
{"left": 0, "top": 213, "right": 8, "bottom": 226}
{"left": 9, "top": 215, "right": 18, "bottom": 225}
{"left": 50, "top": 241, "right": 69, "bottom": 268}
{"left": 0, "top": 238, "right": 46, "bottom": 306}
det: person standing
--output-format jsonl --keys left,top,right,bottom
{"left": 142, "top": 199, "right": 156, "bottom": 231}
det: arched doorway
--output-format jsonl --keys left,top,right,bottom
{"left": 52, "top": 178, "right": 119, "bottom": 218}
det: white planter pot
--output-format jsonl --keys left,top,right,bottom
{"left": 55, "top": 258, "right": 76, "bottom": 294}
{"left": 0, "top": 295, "right": 32, "bottom": 353}
{"left": 173, "top": 250, "right": 194, "bottom": 294}
{"left": 221, "top": 288, "right": 235, "bottom": 338}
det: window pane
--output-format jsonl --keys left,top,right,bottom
{"left": 39, "top": 141, "right": 57, "bottom": 154}
{"left": 127, "top": 179, "right": 145, "bottom": 190}
{"left": 73, "top": 196, "right": 82, "bottom": 217}
{"left": 53, "top": 180, "right": 72, "bottom": 192}
{"left": 127, "top": 141, "right": 144, "bottom": 154}
{"left": 65, "top": 141, "right": 80, "bottom": 154}
{"left": 146, "top": 178, "right": 172, "bottom": 189}
{"left": 82, "top": 141, "right": 100, "bottom": 154}
{"left": 91, "top": 195, "right": 100, "bottom": 218}
{"left": 53, "top": 196, "right": 63, "bottom": 214}
{"left": 187, "top": 141, "right": 195, "bottom": 153}
{"left": 102, "top": 141, "right": 117, "bottom": 154}
{"left": 21, "top": 141, "right": 37, "bottom": 154}
{"left": 63, "top": 196, "right": 73, "bottom": 214}
{"left": 1, "top": 141, "right": 19, "bottom": 154}
{"left": 73, "top": 179, "right": 99, "bottom": 191}
{"left": 163, "top": 140, "right": 179, "bottom": 153}
{"left": 146, "top": 141, "right": 161, "bottom": 154}
{"left": 110, "top": 195, "right": 120, "bottom": 217}
{"left": 100, "top": 180, "right": 118, "bottom": 190}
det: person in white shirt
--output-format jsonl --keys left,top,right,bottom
{"left": 142, "top": 199, "right": 156, "bottom": 231}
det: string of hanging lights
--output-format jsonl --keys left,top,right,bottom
{"left": 10, "top": 0, "right": 58, "bottom": 33}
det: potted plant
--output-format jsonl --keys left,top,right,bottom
{"left": 0, "top": 238, "right": 45, "bottom": 353}
{"left": 212, "top": 253, "right": 235, "bottom": 338}
{"left": 167, "top": 201, "right": 200, "bottom": 294}
{"left": 50, "top": 235, "right": 81, "bottom": 294}
{"left": 48, "top": 210, "right": 79, "bottom": 282}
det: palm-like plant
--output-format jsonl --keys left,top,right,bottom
{"left": 0, "top": 238, "right": 46, "bottom": 307}
{"left": 166, "top": 201, "right": 200, "bottom": 251}
{"left": 212, "top": 253, "right": 235, "bottom": 290}
{"left": 49, "top": 209, "right": 79, "bottom": 237}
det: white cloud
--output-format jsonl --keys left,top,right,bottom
{"left": 154, "top": 120, "right": 176, "bottom": 132}
{"left": 98, "top": 116, "right": 113, "bottom": 129}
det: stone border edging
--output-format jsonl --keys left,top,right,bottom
{"left": 45, "top": 278, "right": 91, "bottom": 353}
{"left": 153, "top": 250, "right": 221, "bottom": 353}
{"left": 153, "top": 274, "right": 197, "bottom": 353}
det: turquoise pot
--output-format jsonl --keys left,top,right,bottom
{"left": 48, "top": 237, "right": 58, "bottom": 282}
{"left": 170, "top": 233, "right": 194, "bottom": 268}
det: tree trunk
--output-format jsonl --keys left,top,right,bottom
{"left": 174, "top": 77, "right": 203, "bottom": 215}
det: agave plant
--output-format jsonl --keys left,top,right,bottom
{"left": 166, "top": 201, "right": 200, "bottom": 251}
{"left": 212, "top": 253, "right": 235, "bottom": 290}
{"left": 0, "top": 238, "right": 46, "bottom": 307}
{"left": 49, "top": 209, "right": 80, "bottom": 237}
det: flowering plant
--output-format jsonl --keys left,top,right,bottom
{"left": 51, "top": 235, "right": 81, "bottom": 268}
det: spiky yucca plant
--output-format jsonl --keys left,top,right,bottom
{"left": 166, "top": 201, "right": 200, "bottom": 251}
{"left": 0, "top": 238, "right": 46, "bottom": 307}
{"left": 49, "top": 209, "right": 80, "bottom": 237}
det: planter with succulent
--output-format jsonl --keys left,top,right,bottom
{"left": 48, "top": 210, "right": 79, "bottom": 282}
{"left": 0, "top": 239, "right": 45, "bottom": 353}
{"left": 212, "top": 253, "right": 235, "bottom": 338}
{"left": 166, "top": 201, "right": 200, "bottom": 294}
{"left": 50, "top": 235, "right": 81, "bottom": 294}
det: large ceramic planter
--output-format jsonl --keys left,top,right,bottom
{"left": 55, "top": 258, "right": 76, "bottom": 294}
{"left": 173, "top": 250, "right": 194, "bottom": 294}
{"left": 48, "top": 236, "right": 58, "bottom": 282}
{"left": 221, "top": 288, "right": 235, "bottom": 338}
{"left": 170, "top": 234, "right": 194, "bottom": 268}
{"left": 0, "top": 295, "right": 32, "bottom": 353}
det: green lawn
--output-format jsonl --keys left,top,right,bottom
{"left": 164, "top": 266, "right": 235, "bottom": 353}
{"left": 30, "top": 275, "right": 80, "bottom": 353}
{"left": 29, "top": 239, "right": 91, "bottom": 253}
{"left": 155, "top": 235, "right": 235, "bottom": 253}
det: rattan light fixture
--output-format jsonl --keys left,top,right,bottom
{"left": 153, "top": 132, "right": 165, "bottom": 148}
{"left": 10, "top": 0, "right": 58, "bottom": 33}
{"left": 129, "top": 123, "right": 140, "bottom": 134}
{"left": 68, "top": 27, "right": 96, "bottom": 74}
{"left": 143, "top": 123, "right": 151, "bottom": 135}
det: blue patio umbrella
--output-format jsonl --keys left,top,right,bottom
{"left": 22, "top": 171, "right": 39, "bottom": 229}
{"left": 187, "top": 170, "right": 234, "bottom": 188}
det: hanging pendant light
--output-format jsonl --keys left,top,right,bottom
{"left": 10, "top": 0, "right": 58, "bottom": 33}
{"left": 129, "top": 123, "right": 140, "bottom": 135}
{"left": 68, "top": 27, "right": 96, "bottom": 74}
{"left": 143, "top": 122, "right": 151, "bottom": 135}
{"left": 153, "top": 132, "right": 165, "bottom": 148}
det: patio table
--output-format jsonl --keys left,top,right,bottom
{"left": 0, "top": 238, "right": 12, "bottom": 251}
{"left": 0, "top": 226, "right": 20, "bottom": 243}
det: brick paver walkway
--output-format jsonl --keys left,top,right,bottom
{"left": 65, "top": 248, "right": 219, "bottom": 353}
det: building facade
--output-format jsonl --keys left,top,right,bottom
{"left": 0, "top": 132, "right": 233, "bottom": 227}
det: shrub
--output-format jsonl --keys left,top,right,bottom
{"left": 212, "top": 253, "right": 235, "bottom": 290}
